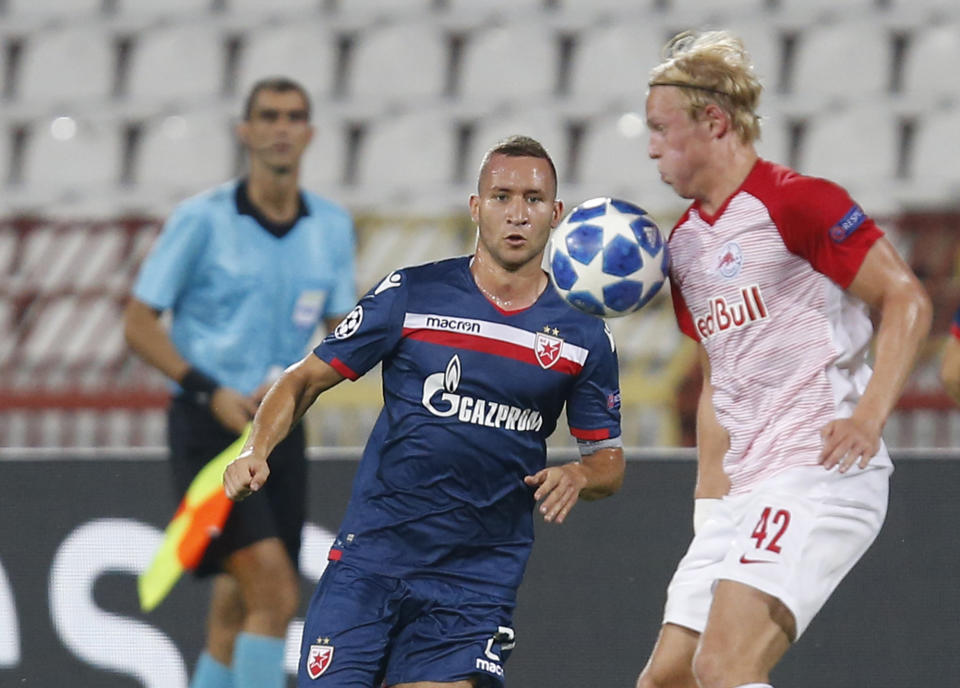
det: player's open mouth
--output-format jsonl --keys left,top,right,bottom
{"left": 505, "top": 234, "right": 527, "bottom": 245}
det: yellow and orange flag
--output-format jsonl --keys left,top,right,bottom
{"left": 138, "top": 424, "right": 251, "bottom": 612}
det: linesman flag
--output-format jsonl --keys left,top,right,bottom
{"left": 138, "top": 424, "right": 251, "bottom": 612}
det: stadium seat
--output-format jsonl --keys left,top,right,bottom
{"left": 352, "top": 110, "right": 458, "bottom": 209}
{"left": 226, "top": 0, "right": 320, "bottom": 18}
{"left": 3, "top": 0, "right": 103, "bottom": 23}
{"left": 901, "top": 22, "right": 960, "bottom": 105}
{"left": 908, "top": 108, "right": 960, "bottom": 204}
{"left": 133, "top": 110, "right": 237, "bottom": 207}
{"left": 797, "top": 106, "right": 902, "bottom": 213}
{"left": 875, "top": 0, "right": 958, "bottom": 20}
{"left": 123, "top": 24, "right": 229, "bottom": 110}
{"left": 112, "top": 0, "right": 214, "bottom": 21}
{"left": 774, "top": 0, "right": 878, "bottom": 21}
{"left": 13, "top": 26, "right": 117, "bottom": 113}
{"left": 346, "top": 21, "right": 450, "bottom": 113}
{"left": 299, "top": 115, "right": 350, "bottom": 189}
{"left": 662, "top": 0, "right": 769, "bottom": 21}
{"left": 789, "top": 20, "right": 894, "bottom": 109}
{"left": 457, "top": 24, "right": 562, "bottom": 109}
{"left": 0, "top": 119, "right": 12, "bottom": 189}
{"left": 575, "top": 112, "right": 677, "bottom": 214}
{"left": 18, "top": 117, "right": 124, "bottom": 207}
{"left": 565, "top": 20, "right": 668, "bottom": 110}
{"left": 465, "top": 108, "right": 569, "bottom": 184}
{"left": 440, "top": 0, "right": 551, "bottom": 20}
{"left": 235, "top": 22, "right": 338, "bottom": 98}
{"left": 754, "top": 110, "right": 795, "bottom": 166}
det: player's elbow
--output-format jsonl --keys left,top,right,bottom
{"left": 910, "top": 283, "right": 934, "bottom": 341}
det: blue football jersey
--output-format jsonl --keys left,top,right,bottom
{"left": 313, "top": 256, "right": 621, "bottom": 598}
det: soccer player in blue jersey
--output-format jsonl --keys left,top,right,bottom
{"left": 124, "top": 77, "right": 356, "bottom": 688}
{"left": 224, "top": 135, "right": 626, "bottom": 687}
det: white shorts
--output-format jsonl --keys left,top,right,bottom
{"left": 662, "top": 463, "right": 890, "bottom": 639}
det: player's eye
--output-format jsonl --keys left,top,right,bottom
{"left": 258, "top": 110, "right": 280, "bottom": 122}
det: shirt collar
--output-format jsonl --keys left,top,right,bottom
{"left": 235, "top": 178, "right": 309, "bottom": 238}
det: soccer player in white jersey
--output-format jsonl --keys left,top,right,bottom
{"left": 635, "top": 31, "right": 932, "bottom": 688}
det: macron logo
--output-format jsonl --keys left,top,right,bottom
{"left": 695, "top": 284, "right": 768, "bottom": 341}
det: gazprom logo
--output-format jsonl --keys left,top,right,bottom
{"left": 421, "top": 355, "right": 542, "bottom": 432}
{"left": 829, "top": 204, "right": 866, "bottom": 243}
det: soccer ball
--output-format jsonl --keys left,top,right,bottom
{"left": 547, "top": 197, "right": 669, "bottom": 318}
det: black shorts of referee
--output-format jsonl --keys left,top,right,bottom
{"left": 167, "top": 394, "right": 307, "bottom": 577}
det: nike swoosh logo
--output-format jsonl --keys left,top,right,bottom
{"left": 739, "top": 554, "right": 775, "bottom": 564}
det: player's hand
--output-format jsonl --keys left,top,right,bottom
{"left": 819, "top": 415, "right": 882, "bottom": 473}
{"left": 210, "top": 387, "right": 258, "bottom": 434}
{"left": 524, "top": 463, "right": 589, "bottom": 524}
{"left": 223, "top": 453, "right": 270, "bottom": 501}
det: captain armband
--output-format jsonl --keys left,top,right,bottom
{"left": 576, "top": 436, "right": 623, "bottom": 457}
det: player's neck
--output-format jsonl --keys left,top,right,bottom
{"left": 470, "top": 253, "right": 548, "bottom": 312}
{"left": 699, "top": 145, "right": 758, "bottom": 217}
{"left": 246, "top": 166, "right": 302, "bottom": 224}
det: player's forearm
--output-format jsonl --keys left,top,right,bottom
{"left": 123, "top": 298, "right": 190, "bottom": 382}
{"left": 855, "top": 284, "right": 932, "bottom": 428}
{"left": 244, "top": 355, "right": 345, "bottom": 462}
{"left": 576, "top": 447, "right": 625, "bottom": 500}
{"left": 243, "top": 370, "right": 308, "bottom": 463}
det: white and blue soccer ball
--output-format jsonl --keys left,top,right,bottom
{"left": 547, "top": 197, "right": 670, "bottom": 318}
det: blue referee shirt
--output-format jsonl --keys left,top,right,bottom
{"left": 133, "top": 180, "right": 356, "bottom": 395}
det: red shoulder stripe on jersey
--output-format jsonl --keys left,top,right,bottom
{"left": 328, "top": 357, "right": 359, "bottom": 381}
{"left": 402, "top": 328, "right": 584, "bottom": 375}
{"left": 570, "top": 427, "right": 611, "bottom": 440}
{"left": 746, "top": 159, "right": 883, "bottom": 288}
{"left": 328, "top": 549, "right": 342, "bottom": 561}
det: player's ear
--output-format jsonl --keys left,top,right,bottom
{"left": 468, "top": 193, "right": 480, "bottom": 225}
{"left": 703, "top": 103, "right": 729, "bottom": 139}
{"left": 551, "top": 199, "right": 564, "bottom": 227}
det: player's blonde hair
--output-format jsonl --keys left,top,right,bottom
{"left": 649, "top": 30, "right": 763, "bottom": 144}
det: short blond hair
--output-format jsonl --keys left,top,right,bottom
{"left": 649, "top": 30, "right": 763, "bottom": 144}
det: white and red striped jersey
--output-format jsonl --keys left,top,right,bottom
{"left": 669, "top": 159, "right": 891, "bottom": 493}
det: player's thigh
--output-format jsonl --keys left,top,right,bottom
{"left": 697, "top": 579, "right": 792, "bottom": 679}
{"left": 298, "top": 562, "right": 403, "bottom": 686}
{"left": 662, "top": 500, "right": 736, "bottom": 634}
{"left": 636, "top": 623, "right": 699, "bottom": 688}
{"left": 386, "top": 582, "right": 515, "bottom": 688}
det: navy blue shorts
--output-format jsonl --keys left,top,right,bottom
{"left": 298, "top": 560, "right": 516, "bottom": 687}
{"left": 167, "top": 395, "right": 306, "bottom": 577}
